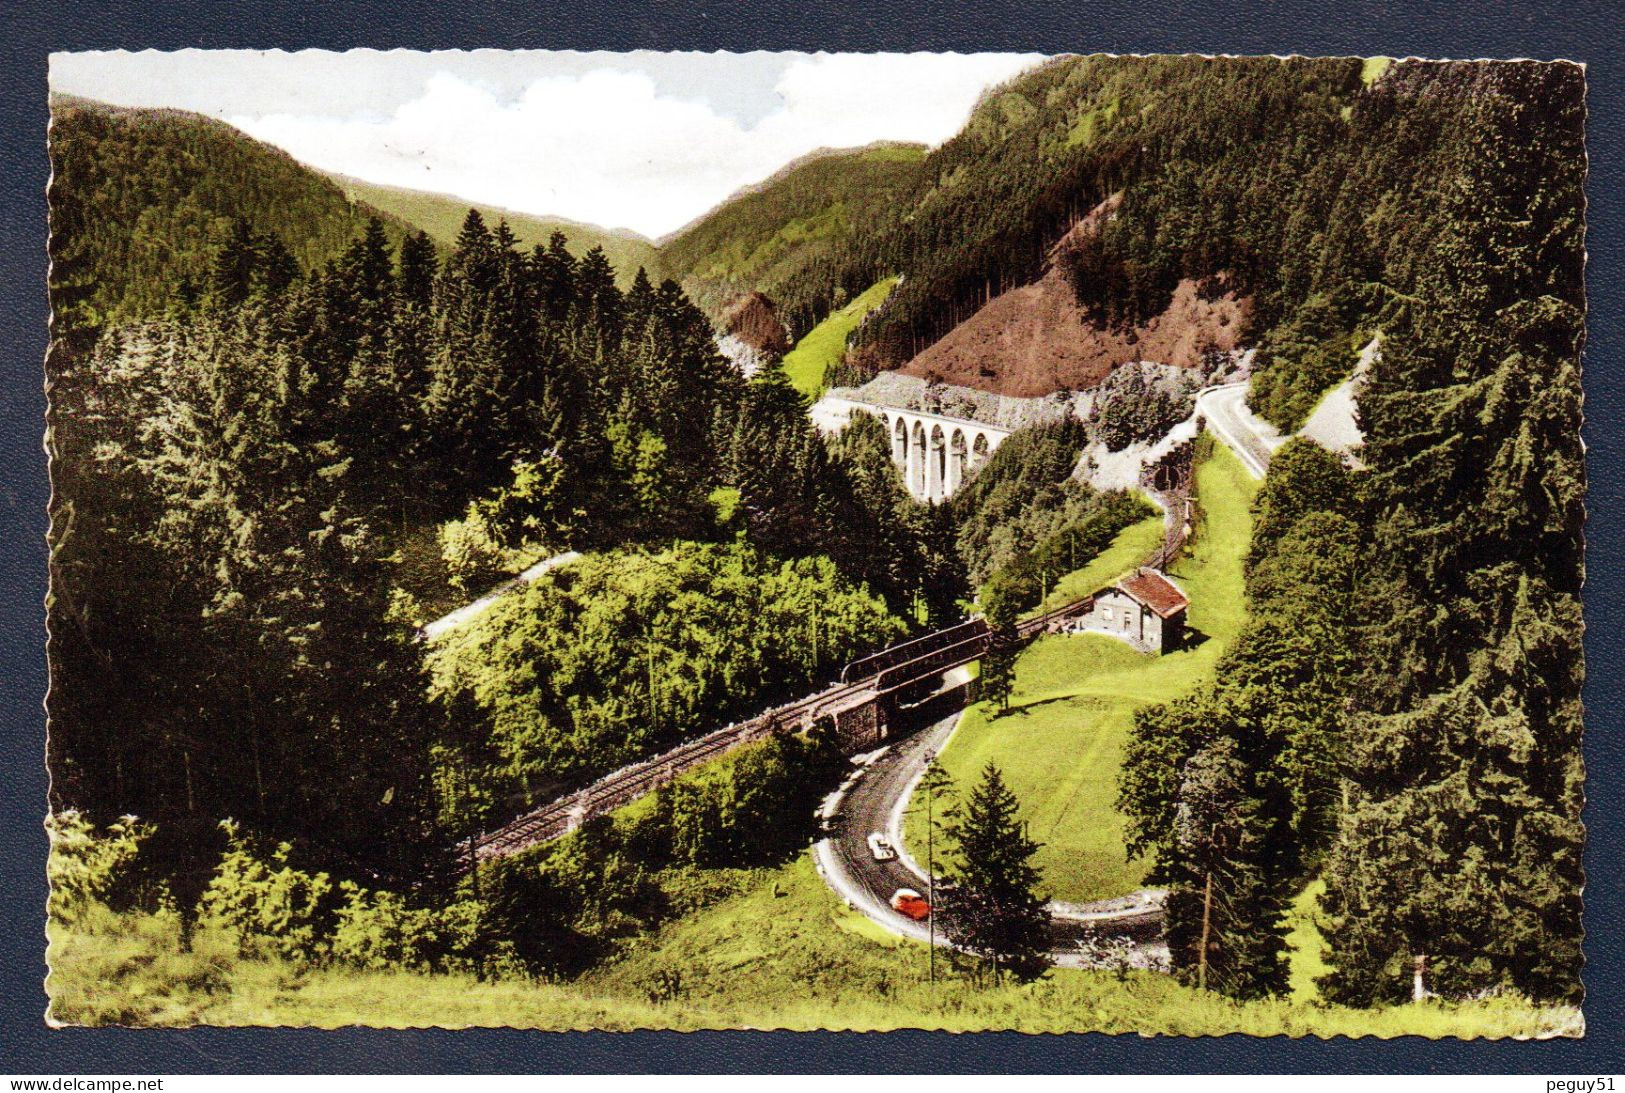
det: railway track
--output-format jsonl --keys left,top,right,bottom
{"left": 464, "top": 596, "right": 1098, "bottom": 867}
{"left": 841, "top": 616, "right": 987, "bottom": 683}
{"left": 467, "top": 675, "right": 876, "bottom": 863}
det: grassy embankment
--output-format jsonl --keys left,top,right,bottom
{"left": 780, "top": 277, "right": 899, "bottom": 401}
{"left": 50, "top": 855, "right": 1577, "bottom": 1035}
{"left": 906, "top": 441, "right": 1255, "bottom": 904}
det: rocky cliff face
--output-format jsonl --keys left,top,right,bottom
{"left": 715, "top": 333, "right": 773, "bottom": 378}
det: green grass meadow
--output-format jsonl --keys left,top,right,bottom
{"left": 781, "top": 277, "right": 900, "bottom": 401}
{"left": 908, "top": 442, "right": 1257, "bottom": 903}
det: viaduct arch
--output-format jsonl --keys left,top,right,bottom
{"left": 809, "top": 395, "right": 1012, "bottom": 503}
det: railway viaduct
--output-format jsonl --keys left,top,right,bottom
{"left": 810, "top": 395, "right": 1012, "bottom": 503}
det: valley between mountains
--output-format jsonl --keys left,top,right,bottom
{"left": 45, "top": 55, "right": 1586, "bottom": 1034}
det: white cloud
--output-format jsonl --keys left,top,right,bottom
{"left": 225, "top": 52, "right": 1042, "bottom": 238}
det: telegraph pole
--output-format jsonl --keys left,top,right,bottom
{"left": 926, "top": 749, "right": 937, "bottom": 985}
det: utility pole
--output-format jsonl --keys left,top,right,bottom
{"left": 1197, "top": 819, "right": 1218, "bottom": 992}
{"left": 647, "top": 631, "right": 656, "bottom": 729}
{"left": 1197, "top": 868, "right": 1214, "bottom": 992}
{"left": 464, "top": 760, "right": 481, "bottom": 899}
{"left": 915, "top": 749, "right": 954, "bottom": 986}
{"left": 927, "top": 751, "right": 937, "bottom": 985}
{"left": 810, "top": 604, "right": 819, "bottom": 681}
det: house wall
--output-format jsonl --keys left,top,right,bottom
{"left": 1069, "top": 588, "right": 1163, "bottom": 654}
{"left": 1062, "top": 587, "right": 1192, "bottom": 654}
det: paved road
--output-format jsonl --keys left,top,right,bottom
{"left": 1297, "top": 336, "right": 1377, "bottom": 460}
{"left": 814, "top": 707, "right": 1167, "bottom": 966}
{"left": 1194, "top": 383, "right": 1280, "bottom": 479}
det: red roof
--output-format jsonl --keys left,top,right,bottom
{"left": 1116, "top": 568, "right": 1190, "bottom": 618}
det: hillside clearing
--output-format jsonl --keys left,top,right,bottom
{"left": 782, "top": 277, "right": 899, "bottom": 401}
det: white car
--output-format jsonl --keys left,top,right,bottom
{"left": 866, "top": 832, "right": 897, "bottom": 861}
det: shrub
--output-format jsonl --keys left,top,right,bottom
{"left": 439, "top": 505, "right": 506, "bottom": 592}
{"left": 199, "top": 822, "right": 341, "bottom": 963}
{"left": 45, "top": 810, "right": 153, "bottom": 924}
{"left": 329, "top": 883, "right": 442, "bottom": 971}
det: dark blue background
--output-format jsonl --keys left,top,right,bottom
{"left": 2, "top": 0, "right": 1620, "bottom": 1073}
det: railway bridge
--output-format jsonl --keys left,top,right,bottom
{"left": 463, "top": 595, "right": 1097, "bottom": 866}
{"left": 810, "top": 395, "right": 1013, "bottom": 503}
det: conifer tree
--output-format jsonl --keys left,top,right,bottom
{"left": 942, "top": 764, "right": 1050, "bottom": 982}
{"left": 209, "top": 217, "right": 259, "bottom": 307}
{"left": 575, "top": 245, "right": 622, "bottom": 337}
{"left": 1164, "top": 738, "right": 1288, "bottom": 998}
{"left": 397, "top": 231, "right": 437, "bottom": 309}
{"left": 344, "top": 217, "right": 393, "bottom": 300}
{"left": 447, "top": 208, "right": 497, "bottom": 296}
{"left": 976, "top": 565, "right": 1024, "bottom": 715}
{"left": 624, "top": 265, "right": 657, "bottom": 337}
{"left": 530, "top": 231, "right": 578, "bottom": 321}
{"left": 1318, "top": 62, "right": 1585, "bottom": 1007}
{"left": 256, "top": 232, "right": 300, "bottom": 296}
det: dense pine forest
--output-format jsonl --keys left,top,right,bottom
{"left": 47, "top": 95, "right": 416, "bottom": 333}
{"left": 45, "top": 52, "right": 1585, "bottom": 1023}
{"left": 1108, "top": 61, "right": 1586, "bottom": 1005}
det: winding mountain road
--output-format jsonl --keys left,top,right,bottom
{"left": 813, "top": 707, "right": 1167, "bottom": 967}
{"left": 1194, "top": 383, "right": 1281, "bottom": 479}
{"left": 1196, "top": 344, "right": 1375, "bottom": 480}
{"left": 812, "top": 366, "right": 1372, "bottom": 965}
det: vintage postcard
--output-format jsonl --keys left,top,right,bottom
{"left": 43, "top": 49, "right": 1585, "bottom": 1035}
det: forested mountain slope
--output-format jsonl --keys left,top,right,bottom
{"left": 658, "top": 143, "right": 926, "bottom": 333}
{"left": 1091, "top": 60, "right": 1587, "bottom": 1006}
{"left": 763, "top": 53, "right": 1586, "bottom": 1008}
{"left": 47, "top": 204, "right": 959, "bottom": 880}
{"left": 43, "top": 56, "right": 1586, "bottom": 1014}
{"left": 330, "top": 175, "right": 663, "bottom": 288}
{"left": 48, "top": 95, "right": 415, "bottom": 332}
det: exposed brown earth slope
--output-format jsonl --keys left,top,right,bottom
{"left": 722, "top": 291, "right": 791, "bottom": 356}
{"left": 897, "top": 267, "right": 1249, "bottom": 398}
{"left": 895, "top": 197, "right": 1248, "bottom": 398}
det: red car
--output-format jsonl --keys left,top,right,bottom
{"left": 891, "top": 888, "right": 931, "bottom": 921}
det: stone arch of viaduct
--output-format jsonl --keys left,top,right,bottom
{"left": 809, "top": 396, "right": 1013, "bottom": 502}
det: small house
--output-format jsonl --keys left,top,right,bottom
{"left": 1066, "top": 567, "right": 1190, "bottom": 654}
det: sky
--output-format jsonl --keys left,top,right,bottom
{"left": 50, "top": 50, "right": 1046, "bottom": 239}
